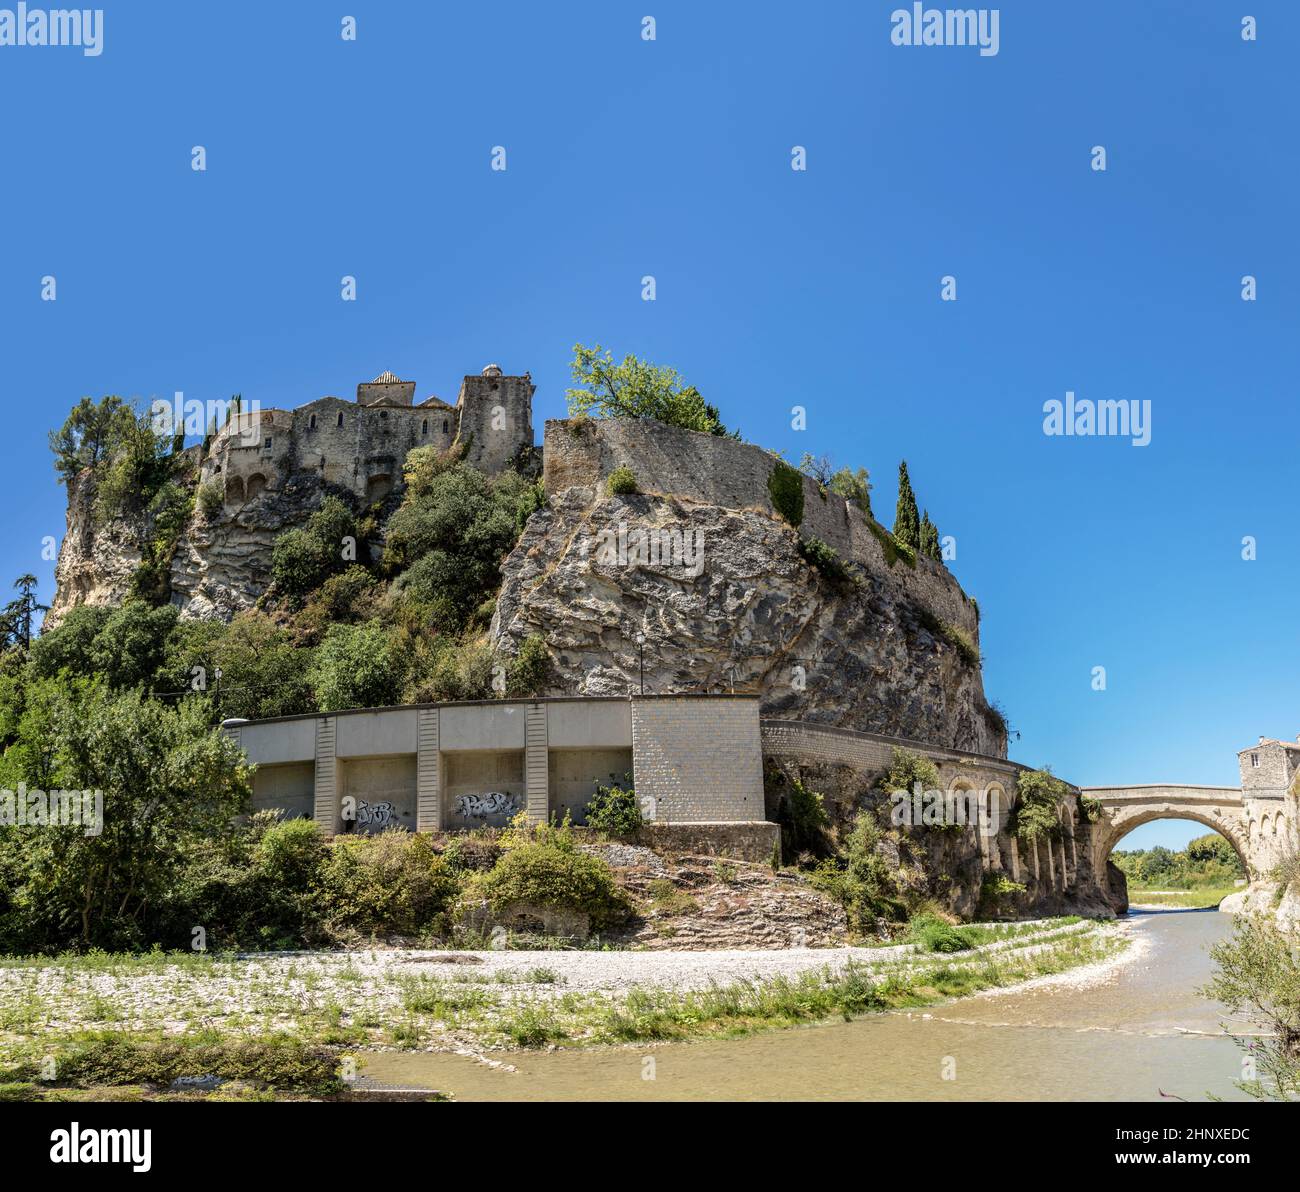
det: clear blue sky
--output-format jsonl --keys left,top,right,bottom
{"left": 2, "top": 1, "right": 1294, "bottom": 850}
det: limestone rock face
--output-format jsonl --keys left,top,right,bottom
{"left": 168, "top": 475, "right": 333, "bottom": 620}
{"left": 492, "top": 487, "right": 1004, "bottom": 756}
{"left": 46, "top": 471, "right": 147, "bottom": 629}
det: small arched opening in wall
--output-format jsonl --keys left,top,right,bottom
{"left": 366, "top": 473, "right": 393, "bottom": 504}
{"left": 245, "top": 473, "right": 267, "bottom": 500}
{"left": 224, "top": 476, "right": 245, "bottom": 505}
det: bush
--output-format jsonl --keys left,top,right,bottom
{"left": 384, "top": 463, "right": 526, "bottom": 633}
{"left": 778, "top": 777, "right": 830, "bottom": 858}
{"left": 403, "top": 637, "right": 496, "bottom": 703}
{"left": 909, "top": 913, "right": 975, "bottom": 953}
{"left": 808, "top": 810, "right": 910, "bottom": 932}
{"left": 309, "top": 621, "right": 404, "bottom": 711}
{"left": 875, "top": 746, "right": 941, "bottom": 799}
{"left": 476, "top": 841, "right": 632, "bottom": 930}
{"left": 866, "top": 519, "right": 915, "bottom": 568}
{"left": 1014, "top": 768, "right": 1069, "bottom": 842}
{"left": 566, "top": 344, "right": 735, "bottom": 438}
{"left": 797, "top": 536, "right": 851, "bottom": 587}
{"left": 271, "top": 497, "right": 358, "bottom": 603}
{"left": 768, "top": 458, "right": 804, "bottom": 526}
{"left": 318, "top": 831, "right": 458, "bottom": 939}
{"left": 198, "top": 479, "right": 223, "bottom": 519}
{"left": 915, "top": 607, "right": 979, "bottom": 667}
{"left": 584, "top": 775, "right": 642, "bottom": 838}
{"left": 606, "top": 465, "right": 638, "bottom": 496}
{"left": 505, "top": 634, "right": 552, "bottom": 697}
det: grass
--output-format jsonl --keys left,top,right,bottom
{"left": 1127, "top": 886, "right": 1238, "bottom": 909}
{"left": 646, "top": 878, "right": 700, "bottom": 916}
{"left": 0, "top": 917, "right": 1124, "bottom": 1093}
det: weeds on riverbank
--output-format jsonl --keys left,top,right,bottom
{"left": 486, "top": 925, "right": 1123, "bottom": 1048}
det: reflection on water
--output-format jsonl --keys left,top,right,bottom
{"left": 364, "top": 909, "right": 1253, "bottom": 1101}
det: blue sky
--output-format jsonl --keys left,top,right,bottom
{"left": 1, "top": 1, "right": 1294, "bottom": 850}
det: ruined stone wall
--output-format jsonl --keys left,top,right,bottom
{"left": 543, "top": 417, "right": 978, "bottom": 636}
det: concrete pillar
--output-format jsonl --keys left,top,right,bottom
{"left": 525, "top": 703, "right": 548, "bottom": 825}
{"left": 313, "top": 716, "right": 337, "bottom": 837}
{"left": 1046, "top": 835, "right": 1056, "bottom": 889}
{"left": 1009, "top": 837, "right": 1020, "bottom": 882}
{"left": 416, "top": 707, "right": 440, "bottom": 832}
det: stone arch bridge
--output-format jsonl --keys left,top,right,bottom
{"left": 1081, "top": 784, "right": 1287, "bottom": 879}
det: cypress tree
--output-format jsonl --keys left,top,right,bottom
{"left": 920, "top": 511, "right": 941, "bottom": 560}
{"left": 893, "top": 461, "right": 920, "bottom": 550}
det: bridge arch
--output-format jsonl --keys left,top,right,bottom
{"left": 1084, "top": 784, "right": 1253, "bottom": 879}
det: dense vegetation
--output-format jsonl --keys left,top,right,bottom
{"left": 1112, "top": 832, "right": 1246, "bottom": 890}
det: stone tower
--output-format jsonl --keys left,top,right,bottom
{"left": 453, "top": 364, "right": 534, "bottom": 474}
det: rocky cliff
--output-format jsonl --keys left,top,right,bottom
{"left": 492, "top": 482, "right": 1006, "bottom": 756}
{"left": 46, "top": 470, "right": 147, "bottom": 625}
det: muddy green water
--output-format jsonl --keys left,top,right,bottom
{"left": 365, "top": 909, "right": 1254, "bottom": 1101}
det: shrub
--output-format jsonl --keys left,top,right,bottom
{"left": 778, "top": 777, "right": 830, "bottom": 858}
{"left": 829, "top": 466, "right": 872, "bottom": 517}
{"left": 584, "top": 775, "right": 642, "bottom": 838}
{"left": 198, "top": 479, "right": 224, "bottom": 519}
{"left": 875, "top": 746, "right": 941, "bottom": 799}
{"left": 915, "top": 607, "right": 980, "bottom": 668}
{"left": 1203, "top": 915, "right": 1300, "bottom": 1100}
{"left": 505, "top": 634, "right": 552, "bottom": 697}
{"left": 866, "top": 519, "right": 915, "bottom": 568}
{"left": 384, "top": 463, "right": 524, "bottom": 633}
{"left": 271, "top": 497, "right": 358, "bottom": 603}
{"left": 1077, "top": 793, "right": 1103, "bottom": 824}
{"left": 566, "top": 344, "right": 735, "bottom": 438}
{"left": 476, "top": 841, "right": 632, "bottom": 930}
{"left": 767, "top": 458, "right": 804, "bottom": 526}
{"left": 797, "top": 536, "right": 851, "bottom": 588}
{"left": 309, "top": 621, "right": 404, "bottom": 711}
{"left": 318, "top": 831, "right": 458, "bottom": 939}
{"left": 983, "top": 700, "right": 1009, "bottom": 741}
{"left": 808, "top": 809, "right": 910, "bottom": 932}
{"left": 606, "top": 465, "right": 638, "bottom": 496}
{"left": 1014, "top": 768, "right": 1069, "bottom": 842}
{"left": 909, "top": 913, "right": 975, "bottom": 953}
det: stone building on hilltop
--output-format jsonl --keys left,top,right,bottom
{"left": 201, "top": 365, "right": 535, "bottom": 508}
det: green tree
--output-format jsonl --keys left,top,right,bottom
{"left": 566, "top": 344, "right": 735, "bottom": 437}
{"left": 310, "top": 621, "right": 404, "bottom": 712}
{"left": 271, "top": 497, "right": 359, "bottom": 603}
{"left": 384, "top": 463, "right": 522, "bottom": 633}
{"left": 1203, "top": 915, "right": 1300, "bottom": 1100}
{"left": 2, "top": 575, "right": 48, "bottom": 650}
{"left": 893, "top": 461, "right": 920, "bottom": 551}
{"left": 829, "top": 466, "right": 872, "bottom": 517}
{"left": 160, "top": 611, "right": 316, "bottom": 721}
{"left": 0, "top": 681, "right": 251, "bottom": 949}
{"left": 48, "top": 395, "right": 135, "bottom": 482}
{"left": 919, "top": 511, "right": 940, "bottom": 561}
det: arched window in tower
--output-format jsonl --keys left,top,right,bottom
{"left": 443, "top": 419, "right": 449, "bottom": 435}
{"left": 337, "top": 411, "right": 344, "bottom": 428}
{"left": 421, "top": 419, "right": 428, "bottom": 435}
{"left": 308, "top": 413, "right": 316, "bottom": 430}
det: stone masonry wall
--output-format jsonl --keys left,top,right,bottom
{"left": 631, "top": 696, "right": 767, "bottom": 823}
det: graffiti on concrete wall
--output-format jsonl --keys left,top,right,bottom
{"left": 356, "top": 800, "right": 397, "bottom": 829}
{"left": 454, "top": 791, "right": 519, "bottom": 821}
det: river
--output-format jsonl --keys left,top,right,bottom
{"left": 364, "top": 908, "right": 1254, "bottom": 1101}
